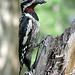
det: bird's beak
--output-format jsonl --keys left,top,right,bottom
{"left": 35, "top": 0, "right": 46, "bottom": 4}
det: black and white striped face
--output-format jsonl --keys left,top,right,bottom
{"left": 21, "top": 0, "right": 46, "bottom": 13}
{"left": 21, "top": 0, "right": 35, "bottom": 11}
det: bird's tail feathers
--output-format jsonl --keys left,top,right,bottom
{"left": 19, "top": 64, "right": 23, "bottom": 75}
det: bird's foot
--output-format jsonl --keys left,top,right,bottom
{"left": 34, "top": 35, "right": 51, "bottom": 48}
{"left": 39, "top": 35, "right": 51, "bottom": 44}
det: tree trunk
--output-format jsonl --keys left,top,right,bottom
{"left": 24, "top": 20, "right": 75, "bottom": 75}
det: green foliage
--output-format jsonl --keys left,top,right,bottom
{"left": 35, "top": 0, "right": 74, "bottom": 37}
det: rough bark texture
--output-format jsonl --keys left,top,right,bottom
{"left": 24, "top": 20, "right": 75, "bottom": 75}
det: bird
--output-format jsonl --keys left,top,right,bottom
{"left": 19, "top": 0, "right": 46, "bottom": 75}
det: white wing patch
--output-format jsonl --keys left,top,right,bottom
{"left": 22, "top": 20, "right": 32, "bottom": 45}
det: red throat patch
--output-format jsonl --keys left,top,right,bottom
{"left": 25, "top": 4, "right": 37, "bottom": 12}
{"left": 25, "top": 7, "right": 35, "bottom": 12}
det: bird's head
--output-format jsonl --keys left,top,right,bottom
{"left": 21, "top": 0, "right": 46, "bottom": 13}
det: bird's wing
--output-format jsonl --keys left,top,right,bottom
{"left": 19, "top": 14, "right": 32, "bottom": 61}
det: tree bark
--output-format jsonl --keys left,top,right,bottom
{"left": 24, "top": 20, "right": 75, "bottom": 75}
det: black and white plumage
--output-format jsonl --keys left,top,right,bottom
{"left": 19, "top": 0, "right": 46, "bottom": 75}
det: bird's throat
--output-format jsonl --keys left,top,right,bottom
{"left": 25, "top": 6, "right": 35, "bottom": 13}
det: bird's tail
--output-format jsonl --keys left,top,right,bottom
{"left": 19, "top": 64, "right": 23, "bottom": 75}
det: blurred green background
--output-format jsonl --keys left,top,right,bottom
{"left": 19, "top": 0, "right": 75, "bottom": 37}
{"left": 0, "top": 0, "right": 75, "bottom": 75}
